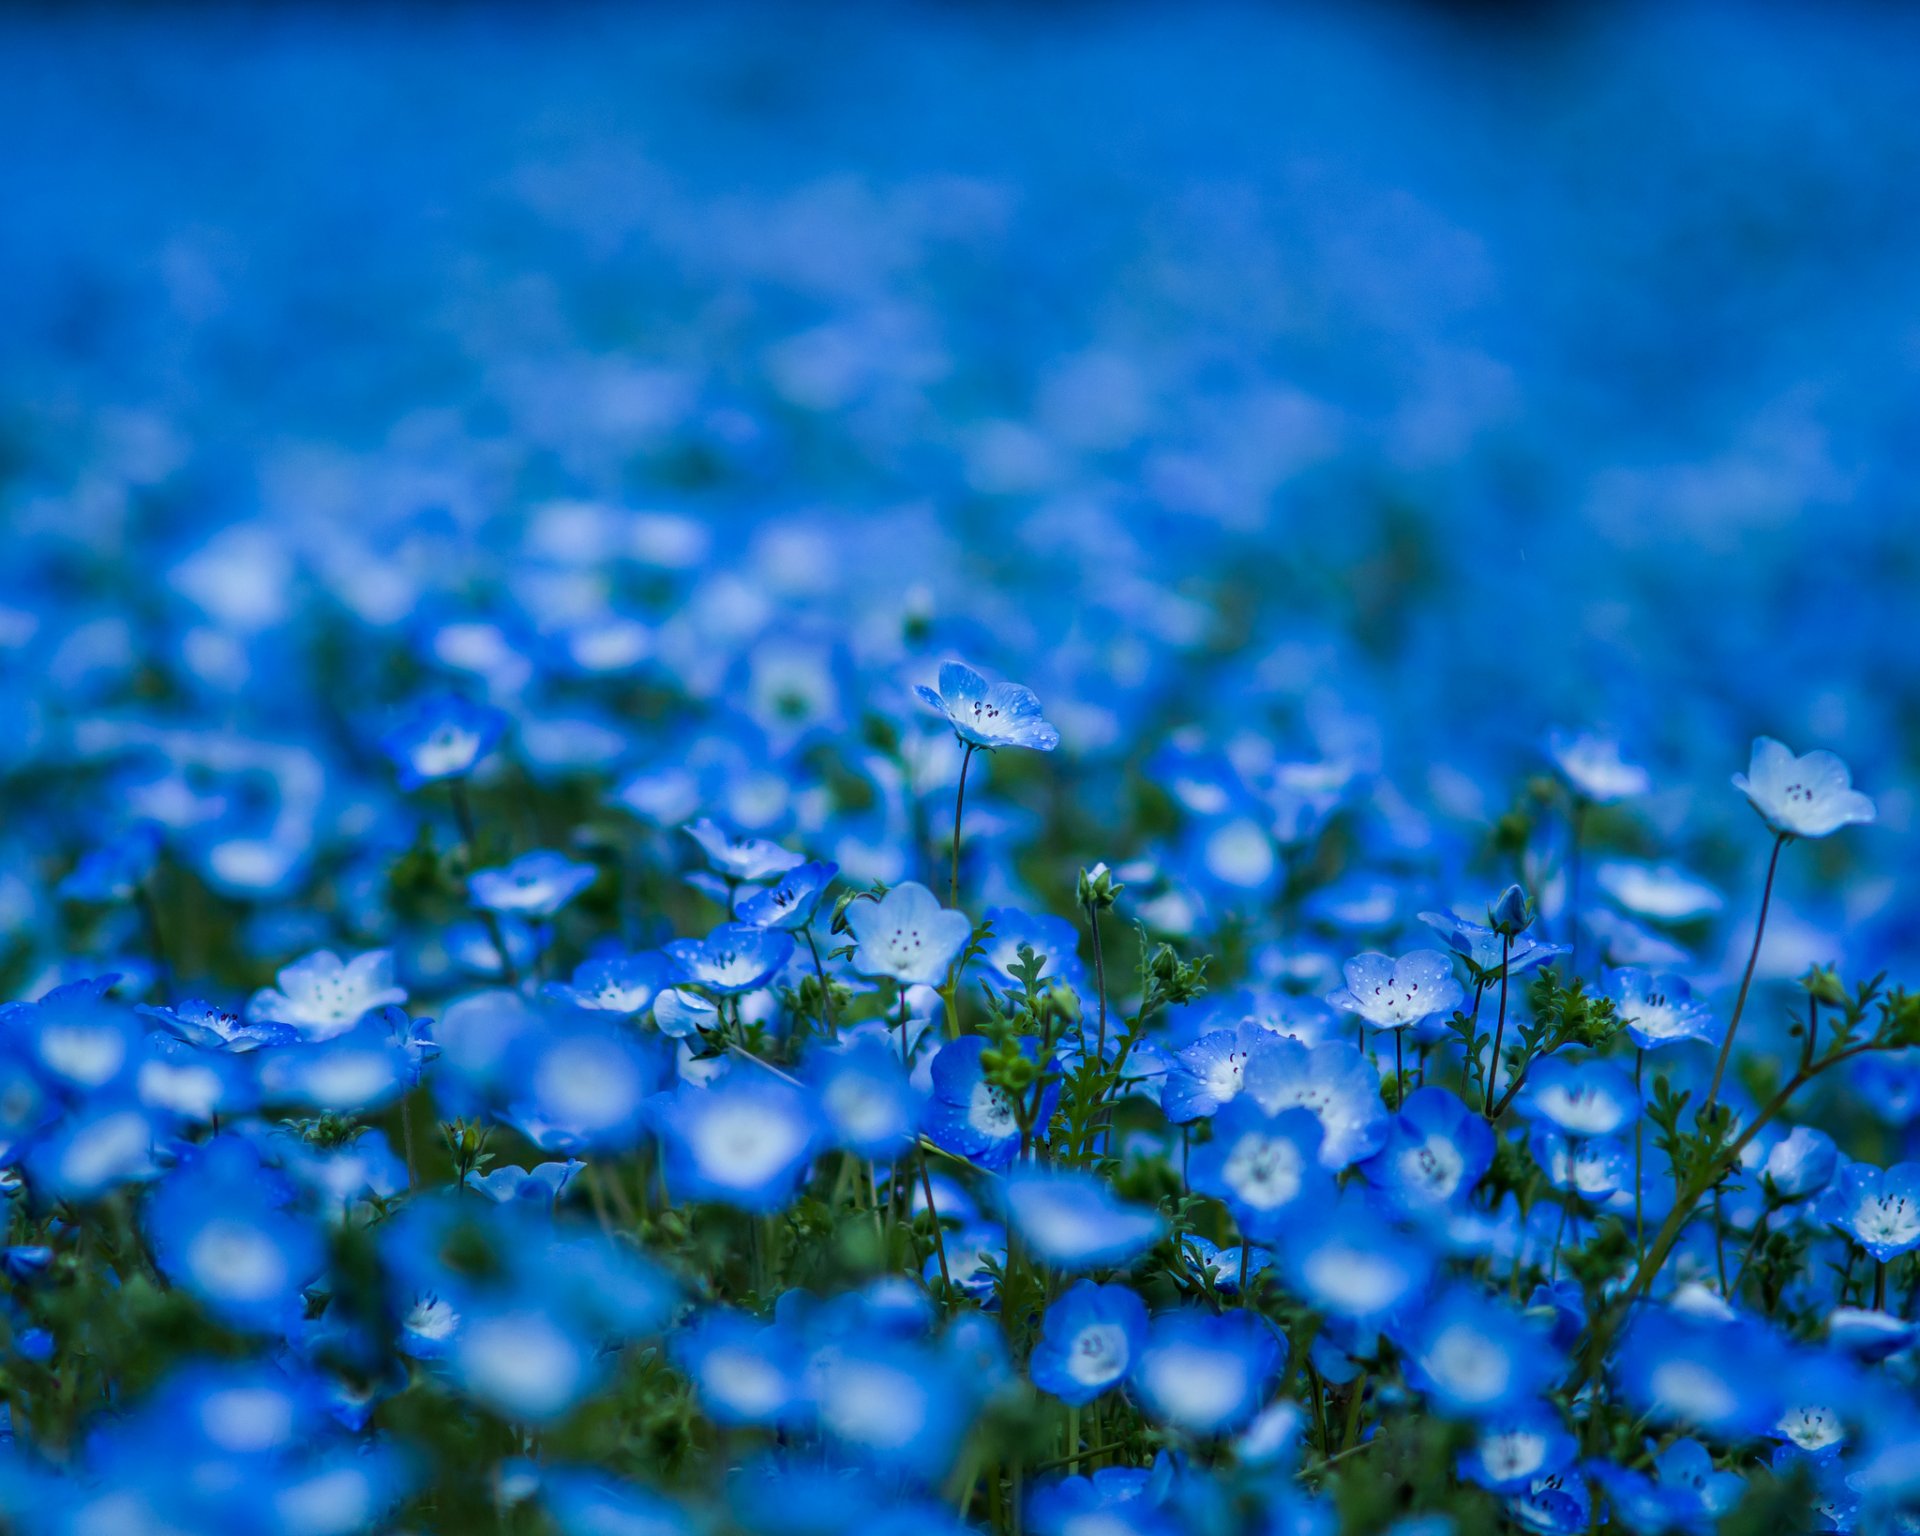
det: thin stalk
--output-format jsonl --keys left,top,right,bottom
{"left": 918, "top": 1150, "right": 952, "bottom": 1290}
{"left": 804, "top": 926, "right": 837, "bottom": 1032}
{"left": 1633, "top": 1049, "right": 1645, "bottom": 1258}
{"left": 1702, "top": 833, "right": 1787, "bottom": 1114}
{"left": 1484, "top": 934, "right": 1512, "bottom": 1117}
{"left": 950, "top": 742, "right": 977, "bottom": 911}
{"left": 1088, "top": 899, "right": 1109, "bottom": 1066}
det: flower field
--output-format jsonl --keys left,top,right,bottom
{"left": 2, "top": 5, "right": 1919, "bottom": 1534}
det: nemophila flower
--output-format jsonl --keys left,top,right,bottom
{"left": 247, "top": 948, "right": 406, "bottom": 1042}
{"left": 939, "top": 1225, "right": 1010, "bottom": 1303}
{"left": 1417, "top": 909, "right": 1567, "bottom": 980}
{"left": 1281, "top": 1197, "right": 1433, "bottom": 1323}
{"left": 1160, "top": 1021, "right": 1277, "bottom": 1124}
{"left": 1594, "top": 861, "right": 1724, "bottom": 925}
{"left": 468, "top": 1159, "right": 585, "bottom": 1209}
{"left": 1515, "top": 1056, "right": 1639, "bottom": 1138}
{"left": 378, "top": 693, "right": 508, "bottom": 789}
{"left": 811, "top": 1337, "right": 972, "bottom": 1481}
{"left": 505, "top": 1022, "right": 667, "bottom": 1152}
{"left": 23, "top": 1103, "right": 162, "bottom": 1201}
{"left": 471, "top": 850, "right": 598, "bottom": 918}
{"left": 1359, "top": 1087, "right": 1494, "bottom": 1214}
{"left": 922, "top": 1035, "right": 1054, "bottom": 1170}
{"left": 1457, "top": 1413, "right": 1577, "bottom": 1495}
{"left": 916, "top": 660, "right": 1059, "bottom": 752}
{"left": 1187, "top": 1102, "right": 1329, "bottom": 1241}
{"left": 1026, "top": 1470, "right": 1174, "bottom": 1536}
{"left": 672, "top": 1309, "right": 808, "bottom": 1428}
{"left": 1828, "top": 1162, "right": 1920, "bottom": 1262}
{"left": 1745, "top": 1123, "right": 1837, "bottom": 1202}
{"left": 1030, "top": 1282, "right": 1149, "bottom": 1405}
{"left": 1530, "top": 1128, "right": 1631, "bottom": 1203}
{"left": 1854, "top": 1048, "right": 1920, "bottom": 1126}
{"left": 656, "top": 1077, "right": 816, "bottom": 1213}
{"left": 737, "top": 861, "right": 838, "bottom": 930}
{"left": 1325, "top": 949, "right": 1464, "bottom": 1032}
{"left": 1604, "top": 969, "right": 1718, "bottom": 1052}
{"left": 845, "top": 882, "right": 971, "bottom": 986}
{"left": 1398, "top": 1287, "right": 1562, "bottom": 1418}
{"left": 255, "top": 1024, "right": 411, "bottom": 1114}
{"left": 666, "top": 922, "right": 795, "bottom": 996}
{"left": 806, "top": 1038, "right": 923, "bottom": 1160}
{"left": 545, "top": 950, "right": 676, "bottom": 1015}
{"left": 683, "top": 818, "right": 806, "bottom": 884}
{"left": 15, "top": 983, "right": 137, "bottom": 1092}
{"left": 1583, "top": 1459, "right": 1711, "bottom": 1536}
{"left": 653, "top": 986, "right": 721, "bottom": 1040}
{"left": 1546, "top": 730, "right": 1650, "bottom": 803}
{"left": 1241, "top": 1037, "right": 1390, "bottom": 1169}
{"left": 1172, "top": 1233, "right": 1273, "bottom": 1298}
{"left": 135, "top": 1034, "right": 256, "bottom": 1124}
{"left": 58, "top": 821, "right": 162, "bottom": 902}
{"left": 1612, "top": 1309, "right": 1790, "bottom": 1439}
{"left": 446, "top": 1298, "right": 602, "bottom": 1425}
{"left": 139, "top": 998, "right": 297, "bottom": 1053}
{"left": 145, "top": 1139, "right": 325, "bottom": 1333}
{"left": 1733, "top": 736, "right": 1876, "bottom": 839}
{"left": 1002, "top": 1167, "right": 1164, "bottom": 1273}
{"left": 1826, "top": 1306, "right": 1917, "bottom": 1362}
{"left": 1130, "top": 1309, "right": 1283, "bottom": 1436}
{"left": 980, "top": 906, "right": 1087, "bottom": 994}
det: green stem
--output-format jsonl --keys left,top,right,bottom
{"left": 950, "top": 742, "right": 977, "bottom": 911}
{"left": 1702, "top": 832, "right": 1787, "bottom": 1114}
{"left": 1483, "top": 934, "right": 1512, "bottom": 1118}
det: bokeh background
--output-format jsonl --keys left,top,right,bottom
{"left": 2, "top": 1, "right": 1915, "bottom": 990}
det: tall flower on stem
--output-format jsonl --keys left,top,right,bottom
{"left": 915, "top": 661, "right": 1059, "bottom": 908}
{"left": 1704, "top": 738, "right": 1876, "bottom": 1112}
{"left": 1545, "top": 729, "right": 1649, "bottom": 972}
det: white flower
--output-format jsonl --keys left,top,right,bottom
{"left": 1732, "top": 737, "right": 1876, "bottom": 839}
{"left": 247, "top": 949, "right": 406, "bottom": 1041}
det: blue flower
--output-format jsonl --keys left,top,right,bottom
{"left": 144, "top": 1137, "right": 325, "bottom": 1334}
{"left": 683, "top": 818, "right": 806, "bottom": 883}
{"left": 1457, "top": 1413, "right": 1578, "bottom": 1494}
{"left": 139, "top": 998, "right": 298, "bottom": 1053}
{"left": 656, "top": 1077, "right": 817, "bottom": 1213}
{"left": 1129, "top": 1309, "right": 1283, "bottom": 1435}
{"left": 845, "top": 882, "right": 971, "bottom": 986}
{"left": 1281, "top": 1195, "right": 1433, "bottom": 1323}
{"left": 378, "top": 693, "right": 508, "bottom": 790}
{"left": 1187, "top": 1102, "right": 1329, "bottom": 1241}
{"left": 545, "top": 950, "right": 676, "bottom": 1014}
{"left": 1417, "top": 909, "right": 1567, "bottom": 980}
{"left": 57, "top": 822, "right": 162, "bottom": 902}
{"left": 246, "top": 948, "right": 407, "bottom": 1041}
{"left": 806, "top": 1038, "right": 923, "bottom": 1160}
{"left": 1002, "top": 1167, "right": 1164, "bottom": 1273}
{"left": 1593, "top": 861, "right": 1725, "bottom": 925}
{"left": 447, "top": 1297, "right": 603, "bottom": 1425}
{"left": 1029, "top": 1281, "right": 1148, "bottom": 1405}
{"left": 1515, "top": 1056, "right": 1639, "bottom": 1138}
{"left": 1828, "top": 1161, "right": 1920, "bottom": 1262}
{"left": 1359, "top": 1086, "right": 1494, "bottom": 1214}
{"left": 916, "top": 660, "right": 1060, "bottom": 752}
{"left": 467, "top": 1159, "right": 585, "bottom": 1209}
{"left": 470, "top": 850, "right": 599, "bottom": 917}
{"left": 666, "top": 922, "right": 796, "bottom": 996}
{"left": 1326, "top": 950, "right": 1465, "bottom": 1033}
{"left": 1242, "top": 1037, "right": 1391, "bottom": 1169}
{"left": 1604, "top": 969, "right": 1718, "bottom": 1052}
{"left": 672, "top": 1308, "right": 807, "bottom": 1428}
{"left": 21, "top": 1103, "right": 162, "bottom": 1202}
{"left": 1546, "top": 730, "right": 1650, "bottom": 803}
{"left": 1397, "top": 1286, "right": 1562, "bottom": 1418}
{"left": 980, "top": 907, "right": 1087, "bottom": 992}
{"left": 922, "top": 1035, "right": 1052, "bottom": 1170}
{"left": 737, "top": 861, "right": 839, "bottom": 930}
{"left": 1611, "top": 1308, "right": 1790, "bottom": 1440}
{"left": 504, "top": 1021, "right": 667, "bottom": 1152}
{"left": 255, "top": 1023, "right": 412, "bottom": 1114}
{"left": 1159, "top": 1021, "right": 1277, "bottom": 1124}
{"left": 1733, "top": 736, "right": 1876, "bottom": 839}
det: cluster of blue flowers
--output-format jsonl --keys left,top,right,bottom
{"left": 5, "top": 5, "right": 1920, "bottom": 1534}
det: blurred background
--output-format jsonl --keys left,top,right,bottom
{"left": 0, "top": 2, "right": 1915, "bottom": 981}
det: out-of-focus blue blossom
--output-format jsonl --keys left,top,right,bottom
{"left": 379, "top": 694, "right": 509, "bottom": 791}
{"left": 1002, "top": 1167, "right": 1163, "bottom": 1273}
{"left": 470, "top": 851, "right": 598, "bottom": 918}
{"left": 666, "top": 923, "right": 795, "bottom": 996}
{"left": 1129, "top": 1309, "right": 1282, "bottom": 1436}
{"left": 656, "top": 1076, "right": 817, "bottom": 1212}
{"left": 1546, "top": 732, "right": 1650, "bottom": 805}
{"left": 684, "top": 819, "right": 806, "bottom": 885}
{"left": 1029, "top": 1281, "right": 1148, "bottom": 1406}
{"left": 737, "top": 862, "right": 839, "bottom": 931}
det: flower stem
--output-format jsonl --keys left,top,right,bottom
{"left": 1703, "top": 832, "right": 1787, "bottom": 1114}
{"left": 804, "top": 926, "right": 837, "bottom": 1032}
{"left": 950, "top": 742, "right": 977, "bottom": 911}
{"left": 1483, "top": 934, "right": 1511, "bottom": 1118}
